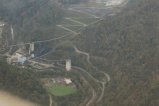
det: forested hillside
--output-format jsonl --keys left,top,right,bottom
{"left": 73, "top": 0, "right": 159, "bottom": 105}
{"left": 0, "top": 61, "right": 49, "bottom": 106}
{"left": 0, "top": 0, "right": 159, "bottom": 106}
{"left": 0, "top": 0, "right": 64, "bottom": 42}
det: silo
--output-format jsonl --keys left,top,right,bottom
{"left": 66, "top": 59, "right": 71, "bottom": 71}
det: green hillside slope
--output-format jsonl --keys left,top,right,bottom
{"left": 73, "top": 0, "right": 159, "bottom": 106}
{"left": 0, "top": 0, "right": 64, "bottom": 43}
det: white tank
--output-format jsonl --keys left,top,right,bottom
{"left": 66, "top": 59, "right": 71, "bottom": 71}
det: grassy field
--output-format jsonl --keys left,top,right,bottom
{"left": 48, "top": 85, "right": 77, "bottom": 96}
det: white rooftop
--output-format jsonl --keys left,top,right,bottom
{"left": 64, "top": 78, "right": 72, "bottom": 84}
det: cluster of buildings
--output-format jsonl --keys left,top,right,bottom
{"left": 41, "top": 77, "right": 74, "bottom": 87}
{"left": 5, "top": 25, "right": 72, "bottom": 70}
{"left": 6, "top": 44, "right": 72, "bottom": 71}
{"left": 6, "top": 39, "right": 36, "bottom": 64}
{"left": 7, "top": 47, "right": 28, "bottom": 66}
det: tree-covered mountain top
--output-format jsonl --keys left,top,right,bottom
{"left": 72, "top": 0, "right": 159, "bottom": 105}
{"left": 0, "top": 0, "right": 63, "bottom": 24}
{"left": 74, "top": 0, "right": 159, "bottom": 57}
{"left": 0, "top": 0, "right": 64, "bottom": 43}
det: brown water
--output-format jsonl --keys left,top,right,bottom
{"left": 0, "top": 91, "right": 39, "bottom": 106}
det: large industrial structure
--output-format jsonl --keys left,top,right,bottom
{"left": 7, "top": 48, "right": 27, "bottom": 65}
{"left": 66, "top": 59, "right": 71, "bottom": 71}
{"left": 29, "top": 43, "right": 35, "bottom": 56}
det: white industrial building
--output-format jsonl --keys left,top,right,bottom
{"left": 7, "top": 53, "right": 26, "bottom": 64}
{"left": 66, "top": 59, "right": 71, "bottom": 71}
{"left": 7, "top": 48, "right": 27, "bottom": 65}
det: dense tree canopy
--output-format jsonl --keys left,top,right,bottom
{"left": 73, "top": 0, "right": 159, "bottom": 105}
{"left": 0, "top": 61, "right": 49, "bottom": 106}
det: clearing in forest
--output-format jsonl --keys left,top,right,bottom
{"left": 48, "top": 85, "right": 77, "bottom": 96}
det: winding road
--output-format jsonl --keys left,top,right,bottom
{"left": 86, "top": 88, "right": 97, "bottom": 106}
{"left": 73, "top": 45, "right": 111, "bottom": 104}
{"left": 73, "top": 46, "right": 110, "bottom": 82}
